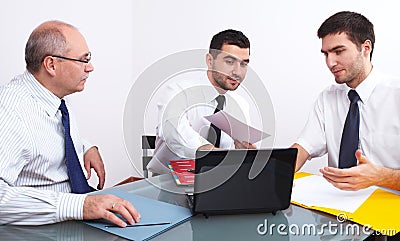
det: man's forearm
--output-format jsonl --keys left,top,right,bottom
{"left": 291, "top": 143, "right": 310, "bottom": 172}
{"left": 378, "top": 166, "right": 400, "bottom": 191}
{"left": 0, "top": 180, "right": 85, "bottom": 225}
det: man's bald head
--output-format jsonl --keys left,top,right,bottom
{"left": 25, "top": 20, "right": 77, "bottom": 73}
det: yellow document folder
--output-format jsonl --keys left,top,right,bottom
{"left": 292, "top": 172, "right": 400, "bottom": 236}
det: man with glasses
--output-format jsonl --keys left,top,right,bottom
{"left": 0, "top": 20, "right": 140, "bottom": 227}
{"left": 147, "top": 29, "right": 256, "bottom": 175}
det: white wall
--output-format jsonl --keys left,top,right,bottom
{"left": 1, "top": 0, "right": 399, "bottom": 187}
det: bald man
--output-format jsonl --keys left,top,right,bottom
{"left": 0, "top": 20, "right": 140, "bottom": 227}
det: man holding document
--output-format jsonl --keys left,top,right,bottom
{"left": 293, "top": 11, "right": 400, "bottom": 195}
{"left": 147, "top": 29, "right": 257, "bottom": 175}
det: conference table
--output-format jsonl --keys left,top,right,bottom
{"left": 0, "top": 174, "right": 372, "bottom": 241}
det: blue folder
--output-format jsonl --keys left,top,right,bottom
{"left": 85, "top": 189, "right": 192, "bottom": 241}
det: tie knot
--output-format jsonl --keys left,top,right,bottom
{"left": 215, "top": 95, "right": 225, "bottom": 111}
{"left": 348, "top": 90, "right": 360, "bottom": 104}
{"left": 59, "top": 99, "right": 68, "bottom": 114}
{"left": 216, "top": 95, "right": 225, "bottom": 105}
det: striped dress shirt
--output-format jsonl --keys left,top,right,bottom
{"left": 0, "top": 71, "right": 90, "bottom": 225}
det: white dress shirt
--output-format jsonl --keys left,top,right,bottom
{"left": 147, "top": 71, "right": 251, "bottom": 174}
{"left": 0, "top": 71, "right": 90, "bottom": 225}
{"left": 297, "top": 68, "right": 400, "bottom": 169}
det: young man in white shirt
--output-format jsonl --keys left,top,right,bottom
{"left": 147, "top": 29, "right": 256, "bottom": 175}
{"left": 293, "top": 11, "right": 400, "bottom": 193}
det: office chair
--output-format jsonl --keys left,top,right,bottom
{"left": 141, "top": 135, "right": 156, "bottom": 178}
{"left": 113, "top": 135, "right": 156, "bottom": 186}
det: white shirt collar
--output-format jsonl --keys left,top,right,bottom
{"left": 23, "top": 70, "right": 61, "bottom": 117}
{"left": 354, "top": 67, "right": 380, "bottom": 104}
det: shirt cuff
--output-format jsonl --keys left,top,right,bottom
{"left": 82, "top": 138, "right": 96, "bottom": 154}
{"left": 56, "top": 193, "right": 87, "bottom": 222}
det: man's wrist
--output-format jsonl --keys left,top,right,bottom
{"left": 378, "top": 166, "right": 400, "bottom": 190}
{"left": 56, "top": 193, "right": 87, "bottom": 222}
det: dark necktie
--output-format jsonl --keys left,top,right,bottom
{"left": 59, "top": 100, "right": 92, "bottom": 194}
{"left": 338, "top": 90, "right": 360, "bottom": 169}
{"left": 207, "top": 95, "right": 225, "bottom": 148}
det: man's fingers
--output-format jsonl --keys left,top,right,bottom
{"left": 110, "top": 200, "right": 141, "bottom": 224}
{"left": 85, "top": 162, "right": 92, "bottom": 180}
{"left": 83, "top": 195, "right": 141, "bottom": 227}
{"left": 321, "top": 170, "right": 362, "bottom": 191}
{"left": 234, "top": 140, "right": 255, "bottom": 149}
{"left": 233, "top": 140, "right": 241, "bottom": 148}
{"left": 97, "top": 171, "right": 105, "bottom": 189}
{"left": 355, "top": 149, "right": 370, "bottom": 165}
{"left": 104, "top": 210, "right": 128, "bottom": 227}
{"left": 323, "top": 175, "right": 349, "bottom": 190}
{"left": 126, "top": 202, "right": 141, "bottom": 223}
{"left": 245, "top": 142, "right": 256, "bottom": 149}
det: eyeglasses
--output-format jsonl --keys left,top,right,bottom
{"left": 51, "top": 52, "right": 91, "bottom": 64}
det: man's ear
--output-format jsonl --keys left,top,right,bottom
{"left": 42, "top": 56, "right": 57, "bottom": 77}
{"left": 362, "top": 39, "right": 372, "bottom": 58}
{"left": 205, "top": 53, "right": 214, "bottom": 69}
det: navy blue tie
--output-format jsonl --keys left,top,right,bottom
{"left": 338, "top": 90, "right": 360, "bottom": 169}
{"left": 59, "top": 100, "right": 92, "bottom": 194}
{"left": 207, "top": 95, "right": 225, "bottom": 148}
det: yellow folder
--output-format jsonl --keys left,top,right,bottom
{"left": 292, "top": 172, "right": 400, "bottom": 236}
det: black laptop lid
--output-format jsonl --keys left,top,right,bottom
{"left": 193, "top": 148, "right": 297, "bottom": 215}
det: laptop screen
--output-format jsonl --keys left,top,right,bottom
{"left": 193, "top": 148, "right": 297, "bottom": 215}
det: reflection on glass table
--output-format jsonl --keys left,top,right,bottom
{"left": 0, "top": 174, "right": 370, "bottom": 241}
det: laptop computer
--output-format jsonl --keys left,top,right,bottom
{"left": 189, "top": 148, "right": 297, "bottom": 216}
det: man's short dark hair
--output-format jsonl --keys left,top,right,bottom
{"left": 209, "top": 29, "right": 250, "bottom": 58}
{"left": 317, "top": 11, "right": 375, "bottom": 59}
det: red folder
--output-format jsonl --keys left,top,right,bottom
{"left": 167, "top": 159, "right": 195, "bottom": 186}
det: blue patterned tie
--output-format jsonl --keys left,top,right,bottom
{"left": 59, "top": 100, "right": 92, "bottom": 194}
{"left": 207, "top": 95, "right": 225, "bottom": 147}
{"left": 338, "top": 90, "right": 360, "bottom": 169}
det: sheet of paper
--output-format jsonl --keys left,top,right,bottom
{"left": 204, "top": 110, "right": 270, "bottom": 144}
{"left": 291, "top": 175, "right": 377, "bottom": 213}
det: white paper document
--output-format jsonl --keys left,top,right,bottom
{"left": 291, "top": 175, "right": 378, "bottom": 213}
{"left": 204, "top": 110, "right": 270, "bottom": 144}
